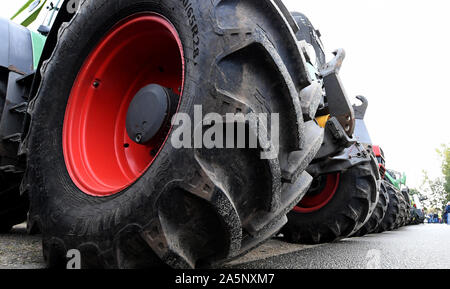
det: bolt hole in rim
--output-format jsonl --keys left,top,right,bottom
{"left": 293, "top": 173, "right": 340, "bottom": 213}
{"left": 63, "top": 13, "right": 184, "bottom": 197}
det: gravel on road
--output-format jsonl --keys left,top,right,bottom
{"left": 0, "top": 224, "right": 44, "bottom": 269}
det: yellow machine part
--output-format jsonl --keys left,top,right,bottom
{"left": 316, "top": 115, "right": 330, "bottom": 128}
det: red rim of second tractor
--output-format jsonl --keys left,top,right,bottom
{"left": 63, "top": 13, "right": 184, "bottom": 197}
{"left": 293, "top": 173, "right": 340, "bottom": 213}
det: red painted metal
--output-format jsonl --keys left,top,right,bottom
{"left": 372, "top": 145, "right": 382, "bottom": 157}
{"left": 293, "top": 173, "right": 340, "bottom": 213}
{"left": 372, "top": 145, "right": 386, "bottom": 178}
{"left": 63, "top": 14, "right": 184, "bottom": 196}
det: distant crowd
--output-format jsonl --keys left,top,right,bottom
{"left": 427, "top": 202, "right": 450, "bottom": 224}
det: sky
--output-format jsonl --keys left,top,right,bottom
{"left": 1, "top": 1, "right": 449, "bottom": 189}
{"left": 0, "top": 2, "right": 22, "bottom": 18}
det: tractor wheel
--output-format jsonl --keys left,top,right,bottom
{"left": 0, "top": 70, "right": 28, "bottom": 233}
{"left": 395, "top": 193, "right": 407, "bottom": 229}
{"left": 377, "top": 182, "right": 400, "bottom": 232}
{"left": 25, "top": 0, "right": 320, "bottom": 268}
{"left": 354, "top": 180, "right": 389, "bottom": 237}
{"left": 282, "top": 161, "right": 378, "bottom": 244}
{"left": 403, "top": 200, "right": 410, "bottom": 226}
{"left": 405, "top": 207, "right": 412, "bottom": 226}
{"left": 291, "top": 12, "right": 326, "bottom": 68}
{"left": 404, "top": 197, "right": 412, "bottom": 226}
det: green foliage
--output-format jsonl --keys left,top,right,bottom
{"left": 409, "top": 188, "right": 420, "bottom": 195}
{"left": 436, "top": 144, "right": 450, "bottom": 202}
{"left": 409, "top": 188, "right": 426, "bottom": 201}
{"left": 421, "top": 144, "right": 450, "bottom": 212}
{"left": 421, "top": 171, "right": 446, "bottom": 211}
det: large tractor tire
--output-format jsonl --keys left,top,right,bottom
{"left": 377, "top": 182, "right": 400, "bottom": 232}
{"left": 24, "top": 0, "right": 321, "bottom": 268}
{"left": 354, "top": 180, "right": 389, "bottom": 237}
{"left": 0, "top": 70, "right": 28, "bottom": 233}
{"left": 282, "top": 162, "right": 378, "bottom": 244}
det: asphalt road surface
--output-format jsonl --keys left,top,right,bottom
{"left": 1, "top": 223, "right": 449, "bottom": 269}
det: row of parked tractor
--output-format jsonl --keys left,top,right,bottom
{"left": 354, "top": 150, "right": 426, "bottom": 236}
{"left": 275, "top": 13, "right": 425, "bottom": 246}
{"left": 0, "top": 0, "right": 424, "bottom": 268}
{"left": 282, "top": 142, "right": 425, "bottom": 246}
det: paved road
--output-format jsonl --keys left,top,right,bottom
{"left": 1, "top": 223, "right": 449, "bottom": 269}
{"left": 229, "top": 224, "right": 450, "bottom": 269}
{"left": 0, "top": 224, "right": 44, "bottom": 269}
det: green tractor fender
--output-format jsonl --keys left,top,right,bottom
{"left": 385, "top": 170, "right": 406, "bottom": 190}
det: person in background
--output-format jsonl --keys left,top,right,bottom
{"left": 444, "top": 202, "right": 450, "bottom": 224}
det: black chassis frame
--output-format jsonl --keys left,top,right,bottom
{"left": 307, "top": 49, "right": 377, "bottom": 178}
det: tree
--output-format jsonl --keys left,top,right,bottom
{"left": 420, "top": 171, "right": 446, "bottom": 212}
{"left": 408, "top": 187, "right": 426, "bottom": 202}
{"left": 436, "top": 144, "right": 450, "bottom": 208}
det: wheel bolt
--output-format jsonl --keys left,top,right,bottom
{"left": 135, "top": 133, "right": 142, "bottom": 143}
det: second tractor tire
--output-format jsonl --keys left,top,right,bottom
{"left": 353, "top": 180, "right": 389, "bottom": 237}
{"left": 282, "top": 162, "right": 379, "bottom": 244}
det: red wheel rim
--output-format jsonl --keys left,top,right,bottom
{"left": 63, "top": 13, "right": 184, "bottom": 197}
{"left": 293, "top": 173, "right": 340, "bottom": 213}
